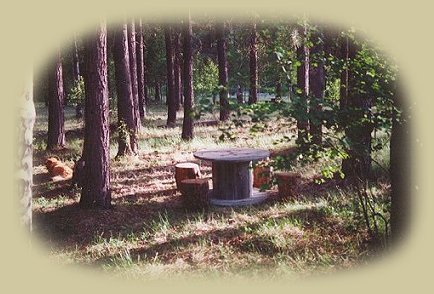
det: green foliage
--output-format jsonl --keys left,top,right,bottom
{"left": 67, "top": 76, "right": 85, "bottom": 106}
{"left": 145, "top": 26, "right": 167, "bottom": 86}
{"left": 193, "top": 56, "right": 219, "bottom": 98}
{"left": 117, "top": 120, "right": 130, "bottom": 147}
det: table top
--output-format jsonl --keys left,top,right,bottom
{"left": 193, "top": 148, "right": 270, "bottom": 163}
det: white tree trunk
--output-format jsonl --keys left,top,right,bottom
{"left": 18, "top": 70, "right": 35, "bottom": 232}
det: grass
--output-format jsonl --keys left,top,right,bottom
{"left": 31, "top": 102, "right": 391, "bottom": 281}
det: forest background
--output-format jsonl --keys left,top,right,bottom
{"left": 1, "top": 0, "right": 433, "bottom": 293}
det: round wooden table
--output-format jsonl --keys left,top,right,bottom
{"left": 193, "top": 148, "right": 270, "bottom": 206}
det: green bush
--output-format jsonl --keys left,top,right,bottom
{"left": 67, "top": 76, "right": 85, "bottom": 106}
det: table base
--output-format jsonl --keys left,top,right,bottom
{"left": 208, "top": 189, "right": 270, "bottom": 207}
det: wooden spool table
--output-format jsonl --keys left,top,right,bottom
{"left": 193, "top": 148, "right": 270, "bottom": 206}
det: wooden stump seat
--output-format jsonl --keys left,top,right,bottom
{"left": 274, "top": 171, "right": 301, "bottom": 200}
{"left": 175, "top": 162, "right": 201, "bottom": 191}
{"left": 253, "top": 165, "right": 272, "bottom": 189}
{"left": 179, "top": 178, "right": 209, "bottom": 210}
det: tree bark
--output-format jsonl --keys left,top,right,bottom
{"left": 339, "top": 36, "right": 350, "bottom": 111}
{"left": 80, "top": 21, "right": 111, "bottom": 209}
{"left": 182, "top": 13, "right": 194, "bottom": 140}
{"left": 72, "top": 34, "right": 81, "bottom": 81}
{"left": 19, "top": 70, "right": 35, "bottom": 231}
{"left": 248, "top": 22, "right": 258, "bottom": 105}
{"left": 72, "top": 34, "right": 84, "bottom": 119}
{"left": 165, "top": 26, "right": 177, "bottom": 127}
{"left": 296, "top": 26, "right": 309, "bottom": 147}
{"left": 47, "top": 49, "right": 65, "bottom": 150}
{"left": 309, "top": 28, "right": 325, "bottom": 145}
{"left": 113, "top": 23, "right": 138, "bottom": 156}
{"left": 136, "top": 19, "right": 146, "bottom": 119}
{"left": 216, "top": 23, "right": 229, "bottom": 121}
{"left": 275, "top": 82, "right": 282, "bottom": 99}
{"left": 340, "top": 35, "right": 372, "bottom": 180}
{"left": 155, "top": 80, "right": 161, "bottom": 102}
{"left": 174, "top": 28, "right": 182, "bottom": 111}
{"left": 236, "top": 85, "right": 243, "bottom": 104}
{"left": 128, "top": 20, "right": 141, "bottom": 131}
{"left": 390, "top": 81, "right": 410, "bottom": 244}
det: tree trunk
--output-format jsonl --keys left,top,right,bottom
{"left": 72, "top": 34, "right": 84, "bottom": 119}
{"left": 340, "top": 35, "right": 372, "bottom": 180}
{"left": 80, "top": 21, "right": 111, "bottom": 209}
{"left": 296, "top": 26, "right": 309, "bottom": 147}
{"left": 216, "top": 23, "right": 229, "bottom": 121}
{"left": 143, "top": 44, "right": 149, "bottom": 107}
{"left": 248, "top": 22, "right": 258, "bottom": 104}
{"left": 390, "top": 81, "right": 410, "bottom": 244}
{"left": 47, "top": 49, "right": 65, "bottom": 150}
{"left": 236, "top": 85, "right": 243, "bottom": 104}
{"left": 165, "top": 26, "right": 177, "bottom": 127}
{"left": 339, "top": 36, "right": 350, "bottom": 111}
{"left": 182, "top": 13, "right": 194, "bottom": 140}
{"left": 174, "top": 28, "right": 182, "bottom": 111}
{"left": 275, "top": 82, "right": 282, "bottom": 99}
{"left": 128, "top": 20, "right": 141, "bottom": 132}
{"left": 309, "top": 28, "right": 325, "bottom": 145}
{"left": 155, "top": 80, "right": 161, "bottom": 102}
{"left": 136, "top": 19, "right": 146, "bottom": 119}
{"left": 72, "top": 34, "right": 81, "bottom": 81}
{"left": 19, "top": 70, "right": 35, "bottom": 231}
{"left": 113, "top": 23, "right": 138, "bottom": 156}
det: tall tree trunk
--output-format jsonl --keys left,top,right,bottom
{"left": 339, "top": 36, "right": 350, "bottom": 111}
{"left": 216, "top": 23, "right": 229, "bottom": 121}
{"left": 309, "top": 28, "right": 325, "bottom": 145}
{"left": 340, "top": 35, "right": 372, "bottom": 180}
{"left": 390, "top": 81, "right": 410, "bottom": 244}
{"left": 113, "top": 23, "right": 138, "bottom": 156}
{"left": 72, "top": 34, "right": 84, "bottom": 119}
{"left": 165, "top": 26, "right": 177, "bottom": 127}
{"left": 47, "top": 49, "right": 65, "bottom": 150}
{"left": 72, "top": 34, "right": 81, "bottom": 81}
{"left": 236, "top": 85, "right": 243, "bottom": 104}
{"left": 80, "top": 21, "right": 111, "bottom": 208}
{"left": 155, "top": 80, "right": 161, "bottom": 102}
{"left": 128, "top": 20, "right": 141, "bottom": 132}
{"left": 174, "top": 28, "right": 182, "bottom": 111}
{"left": 143, "top": 42, "right": 149, "bottom": 107}
{"left": 296, "top": 26, "right": 309, "bottom": 147}
{"left": 275, "top": 82, "right": 282, "bottom": 99}
{"left": 19, "top": 70, "right": 35, "bottom": 231}
{"left": 182, "top": 13, "right": 194, "bottom": 140}
{"left": 136, "top": 19, "right": 146, "bottom": 119}
{"left": 248, "top": 22, "right": 258, "bottom": 104}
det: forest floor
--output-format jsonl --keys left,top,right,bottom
{"left": 31, "top": 102, "right": 391, "bottom": 282}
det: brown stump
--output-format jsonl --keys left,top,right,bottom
{"left": 253, "top": 165, "right": 272, "bottom": 189}
{"left": 175, "top": 162, "right": 201, "bottom": 190}
{"left": 179, "top": 178, "right": 209, "bottom": 210}
{"left": 275, "top": 172, "right": 301, "bottom": 200}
